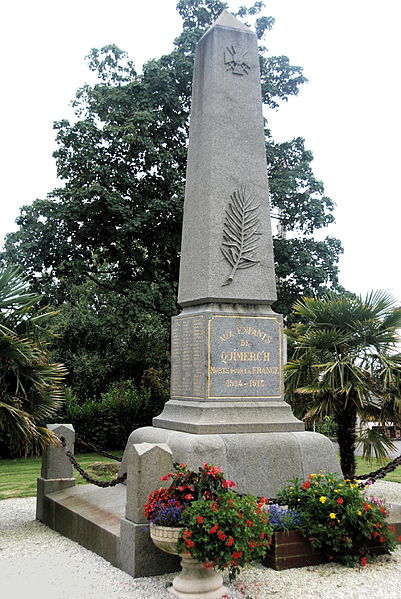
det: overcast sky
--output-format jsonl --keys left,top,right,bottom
{"left": 1, "top": 0, "right": 400, "bottom": 306}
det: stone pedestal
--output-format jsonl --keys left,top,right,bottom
{"left": 36, "top": 423, "right": 76, "bottom": 523}
{"left": 119, "top": 443, "right": 180, "bottom": 577}
{"left": 121, "top": 427, "right": 340, "bottom": 498}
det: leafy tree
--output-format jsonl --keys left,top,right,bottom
{"left": 0, "top": 266, "right": 67, "bottom": 456}
{"left": 2, "top": 0, "right": 342, "bottom": 395}
{"left": 285, "top": 291, "right": 401, "bottom": 478}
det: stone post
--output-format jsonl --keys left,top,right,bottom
{"left": 119, "top": 442, "right": 180, "bottom": 577}
{"left": 36, "top": 423, "right": 76, "bottom": 523}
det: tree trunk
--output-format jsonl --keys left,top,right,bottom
{"left": 334, "top": 401, "right": 357, "bottom": 478}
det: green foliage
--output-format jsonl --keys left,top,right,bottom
{"left": 0, "top": 266, "right": 67, "bottom": 457}
{"left": 178, "top": 491, "right": 272, "bottom": 580}
{"left": 314, "top": 416, "right": 338, "bottom": 438}
{"left": 285, "top": 290, "right": 401, "bottom": 477}
{"left": 53, "top": 379, "right": 167, "bottom": 450}
{"left": 50, "top": 281, "right": 171, "bottom": 399}
{"left": 276, "top": 473, "right": 396, "bottom": 566}
{"left": 1, "top": 0, "right": 343, "bottom": 397}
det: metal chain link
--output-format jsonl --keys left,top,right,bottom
{"left": 59, "top": 436, "right": 127, "bottom": 487}
{"left": 355, "top": 452, "right": 401, "bottom": 485}
{"left": 75, "top": 437, "right": 122, "bottom": 462}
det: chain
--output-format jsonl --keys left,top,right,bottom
{"left": 59, "top": 436, "right": 127, "bottom": 487}
{"left": 355, "top": 452, "right": 401, "bottom": 485}
{"left": 75, "top": 437, "right": 122, "bottom": 462}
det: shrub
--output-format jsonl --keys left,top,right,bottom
{"left": 51, "top": 379, "right": 167, "bottom": 451}
{"left": 276, "top": 472, "right": 395, "bottom": 566}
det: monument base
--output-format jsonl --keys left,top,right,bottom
{"left": 120, "top": 427, "right": 341, "bottom": 497}
{"left": 153, "top": 399, "right": 304, "bottom": 434}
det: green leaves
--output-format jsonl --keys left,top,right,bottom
{"left": 0, "top": 266, "right": 67, "bottom": 456}
{"left": 285, "top": 291, "right": 401, "bottom": 476}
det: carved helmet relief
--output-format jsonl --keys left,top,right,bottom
{"left": 224, "top": 45, "right": 250, "bottom": 75}
{"left": 221, "top": 186, "right": 261, "bottom": 286}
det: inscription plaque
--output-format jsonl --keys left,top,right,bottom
{"left": 171, "top": 315, "right": 206, "bottom": 399}
{"left": 208, "top": 315, "right": 282, "bottom": 399}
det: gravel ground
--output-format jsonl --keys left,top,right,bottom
{"left": 1, "top": 481, "right": 401, "bottom": 599}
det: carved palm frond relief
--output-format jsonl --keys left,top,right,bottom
{"left": 221, "top": 186, "right": 261, "bottom": 286}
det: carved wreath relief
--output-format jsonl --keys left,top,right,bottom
{"left": 224, "top": 45, "right": 250, "bottom": 75}
{"left": 221, "top": 186, "right": 261, "bottom": 286}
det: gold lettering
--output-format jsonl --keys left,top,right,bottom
{"left": 236, "top": 326, "right": 273, "bottom": 343}
{"left": 219, "top": 331, "right": 234, "bottom": 342}
{"left": 240, "top": 339, "right": 250, "bottom": 346}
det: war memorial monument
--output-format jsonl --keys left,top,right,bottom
{"left": 37, "top": 11, "right": 340, "bottom": 578}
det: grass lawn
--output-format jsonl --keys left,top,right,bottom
{"left": 354, "top": 455, "right": 401, "bottom": 484}
{"left": 1, "top": 452, "right": 401, "bottom": 501}
{"left": 0, "top": 451, "right": 123, "bottom": 500}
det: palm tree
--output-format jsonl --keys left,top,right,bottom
{"left": 285, "top": 291, "right": 401, "bottom": 478}
{"left": 0, "top": 266, "right": 67, "bottom": 455}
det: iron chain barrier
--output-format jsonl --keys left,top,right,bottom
{"left": 59, "top": 436, "right": 127, "bottom": 488}
{"left": 57, "top": 434, "right": 401, "bottom": 489}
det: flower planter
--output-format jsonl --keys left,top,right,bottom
{"left": 150, "top": 524, "right": 230, "bottom": 599}
{"left": 262, "top": 531, "right": 327, "bottom": 570}
{"left": 262, "top": 531, "right": 389, "bottom": 571}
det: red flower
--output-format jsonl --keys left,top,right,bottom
{"left": 217, "top": 530, "right": 227, "bottom": 541}
{"left": 184, "top": 494, "right": 194, "bottom": 501}
{"left": 178, "top": 486, "right": 186, "bottom": 491}
{"left": 226, "top": 537, "right": 234, "bottom": 546}
{"left": 245, "top": 520, "right": 254, "bottom": 527}
{"left": 398, "top": 535, "right": 401, "bottom": 542}
{"left": 260, "top": 532, "right": 265, "bottom": 539}
{"left": 182, "top": 529, "right": 192, "bottom": 537}
{"left": 248, "top": 541, "right": 257, "bottom": 548}
{"left": 336, "top": 497, "right": 344, "bottom": 504}
{"left": 360, "top": 556, "right": 368, "bottom": 566}
{"left": 185, "top": 539, "right": 195, "bottom": 548}
{"left": 328, "top": 555, "right": 334, "bottom": 560}
{"left": 209, "top": 524, "right": 219, "bottom": 534}
{"left": 379, "top": 536, "right": 386, "bottom": 543}
{"left": 232, "top": 551, "right": 243, "bottom": 560}
{"left": 222, "top": 479, "right": 236, "bottom": 488}
{"left": 375, "top": 522, "right": 381, "bottom": 529}
{"left": 196, "top": 516, "right": 204, "bottom": 524}
{"left": 302, "top": 480, "right": 311, "bottom": 490}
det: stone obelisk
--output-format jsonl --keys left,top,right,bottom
{"left": 125, "top": 11, "right": 340, "bottom": 496}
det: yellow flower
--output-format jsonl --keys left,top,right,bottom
{"left": 334, "top": 489, "right": 339, "bottom": 493}
{"left": 357, "top": 511, "right": 362, "bottom": 516}
{"left": 329, "top": 513, "right": 336, "bottom": 519}
{"left": 297, "top": 498, "right": 301, "bottom": 502}
{"left": 319, "top": 496, "right": 327, "bottom": 503}
{"left": 339, "top": 484, "right": 344, "bottom": 487}
{"left": 309, "top": 474, "right": 317, "bottom": 478}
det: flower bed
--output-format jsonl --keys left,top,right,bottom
{"left": 274, "top": 473, "right": 396, "bottom": 567}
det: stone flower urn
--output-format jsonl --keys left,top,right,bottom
{"left": 150, "top": 524, "right": 230, "bottom": 599}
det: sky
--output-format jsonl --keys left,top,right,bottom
{"left": 1, "top": 0, "right": 400, "bottom": 306}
